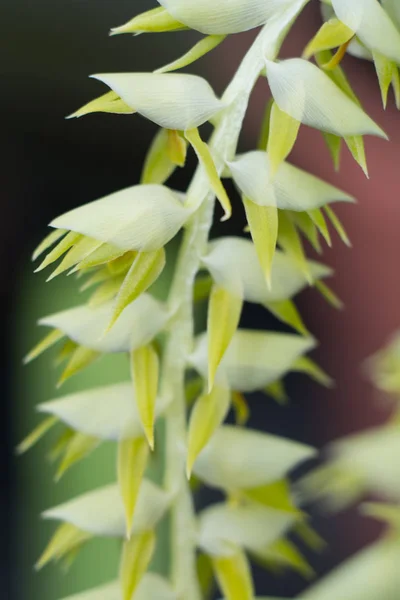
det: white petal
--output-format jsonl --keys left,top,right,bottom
{"left": 320, "top": 3, "right": 374, "bottom": 60}
{"left": 60, "top": 582, "right": 120, "bottom": 600}
{"left": 189, "top": 329, "right": 315, "bottom": 392}
{"left": 300, "top": 539, "right": 400, "bottom": 600}
{"left": 59, "top": 574, "right": 177, "bottom": 600}
{"left": 330, "top": 425, "right": 400, "bottom": 499}
{"left": 228, "top": 151, "right": 354, "bottom": 211}
{"left": 158, "top": 0, "right": 296, "bottom": 34}
{"left": 332, "top": 0, "right": 400, "bottom": 64}
{"left": 92, "top": 73, "right": 224, "bottom": 130}
{"left": 39, "top": 295, "right": 168, "bottom": 354}
{"left": 38, "top": 382, "right": 170, "bottom": 441}
{"left": 202, "top": 236, "right": 332, "bottom": 303}
{"left": 382, "top": 0, "right": 400, "bottom": 32}
{"left": 198, "top": 502, "right": 297, "bottom": 556}
{"left": 265, "top": 58, "right": 386, "bottom": 137}
{"left": 51, "top": 184, "right": 190, "bottom": 252}
{"left": 193, "top": 425, "right": 316, "bottom": 490}
{"left": 43, "top": 480, "right": 170, "bottom": 538}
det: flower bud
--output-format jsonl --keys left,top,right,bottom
{"left": 42, "top": 480, "right": 169, "bottom": 538}
{"left": 265, "top": 58, "right": 387, "bottom": 138}
{"left": 74, "top": 73, "right": 225, "bottom": 131}
{"left": 331, "top": 0, "right": 400, "bottom": 64}
{"left": 157, "top": 0, "right": 296, "bottom": 34}
{"left": 50, "top": 184, "right": 191, "bottom": 252}
{"left": 39, "top": 295, "right": 168, "bottom": 354}
{"left": 193, "top": 425, "right": 315, "bottom": 491}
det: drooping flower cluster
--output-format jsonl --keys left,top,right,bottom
{"left": 19, "top": 0, "right": 400, "bottom": 599}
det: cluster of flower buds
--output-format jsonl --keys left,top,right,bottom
{"left": 19, "top": 0, "right": 399, "bottom": 599}
{"left": 298, "top": 334, "right": 400, "bottom": 599}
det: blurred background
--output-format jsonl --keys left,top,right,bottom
{"left": 2, "top": 0, "right": 400, "bottom": 598}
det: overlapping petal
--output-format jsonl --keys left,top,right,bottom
{"left": 198, "top": 502, "right": 297, "bottom": 556}
{"left": 189, "top": 329, "right": 315, "bottom": 392}
{"left": 299, "top": 538, "right": 400, "bottom": 600}
{"left": 50, "top": 184, "right": 190, "bottom": 252}
{"left": 43, "top": 480, "right": 170, "bottom": 538}
{"left": 329, "top": 425, "right": 400, "bottom": 499}
{"left": 228, "top": 151, "right": 354, "bottom": 210}
{"left": 38, "top": 382, "right": 169, "bottom": 441}
{"left": 84, "top": 73, "right": 224, "bottom": 130}
{"left": 382, "top": 0, "right": 400, "bottom": 31}
{"left": 193, "top": 425, "right": 316, "bottom": 490}
{"left": 157, "top": 0, "right": 297, "bottom": 34}
{"left": 331, "top": 0, "right": 400, "bottom": 64}
{"left": 38, "top": 295, "right": 168, "bottom": 354}
{"left": 202, "top": 237, "right": 332, "bottom": 302}
{"left": 264, "top": 58, "right": 386, "bottom": 137}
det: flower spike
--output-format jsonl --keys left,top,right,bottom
{"left": 24, "top": 1, "right": 400, "bottom": 598}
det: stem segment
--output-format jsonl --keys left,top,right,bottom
{"left": 161, "top": 3, "right": 308, "bottom": 598}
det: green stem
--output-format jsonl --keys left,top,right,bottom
{"left": 161, "top": 2, "right": 309, "bottom": 598}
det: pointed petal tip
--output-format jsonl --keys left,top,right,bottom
{"left": 34, "top": 558, "right": 44, "bottom": 572}
{"left": 33, "top": 263, "right": 46, "bottom": 274}
{"left": 186, "top": 459, "right": 193, "bottom": 480}
{"left": 380, "top": 127, "right": 389, "bottom": 141}
{"left": 109, "top": 27, "right": 121, "bottom": 37}
{"left": 125, "top": 524, "right": 132, "bottom": 541}
{"left": 145, "top": 429, "right": 155, "bottom": 451}
{"left": 15, "top": 445, "right": 23, "bottom": 457}
{"left": 103, "top": 320, "right": 116, "bottom": 337}
{"left": 220, "top": 210, "right": 231, "bottom": 222}
{"left": 23, "top": 354, "right": 33, "bottom": 366}
{"left": 45, "top": 271, "right": 59, "bottom": 283}
{"left": 89, "top": 74, "right": 103, "bottom": 83}
{"left": 56, "top": 377, "right": 65, "bottom": 390}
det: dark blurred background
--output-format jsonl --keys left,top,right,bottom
{"left": 2, "top": 0, "right": 400, "bottom": 598}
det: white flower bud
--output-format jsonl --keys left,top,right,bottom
{"left": 332, "top": 0, "right": 400, "bottom": 64}
{"left": 189, "top": 329, "right": 315, "bottom": 392}
{"left": 157, "top": 0, "right": 296, "bottom": 34}
{"left": 50, "top": 184, "right": 190, "bottom": 252}
{"left": 42, "top": 480, "right": 170, "bottom": 538}
{"left": 193, "top": 425, "right": 316, "bottom": 491}
{"left": 300, "top": 531, "right": 400, "bottom": 600}
{"left": 39, "top": 295, "right": 168, "bottom": 354}
{"left": 198, "top": 501, "right": 296, "bottom": 556}
{"left": 202, "top": 237, "right": 332, "bottom": 303}
{"left": 39, "top": 382, "right": 170, "bottom": 442}
{"left": 265, "top": 58, "right": 387, "bottom": 138}
{"left": 228, "top": 150, "right": 354, "bottom": 211}
{"left": 90, "top": 73, "right": 224, "bottom": 130}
